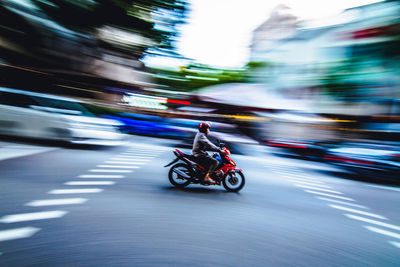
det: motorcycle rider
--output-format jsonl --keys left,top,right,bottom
{"left": 192, "top": 122, "right": 221, "bottom": 184}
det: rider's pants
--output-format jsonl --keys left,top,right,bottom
{"left": 195, "top": 155, "right": 219, "bottom": 175}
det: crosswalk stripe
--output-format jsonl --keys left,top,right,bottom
{"left": 65, "top": 181, "right": 115, "bottom": 185}
{"left": 364, "top": 226, "right": 400, "bottom": 239}
{"left": 89, "top": 169, "right": 132, "bottom": 173}
{"left": 288, "top": 179, "right": 331, "bottom": 188}
{"left": 48, "top": 189, "right": 103, "bottom": 194}
{"left": 330, "top": 205, "right": 387, "bottom": 220}
{"left": 0, "top": 227, "right": 41, "bottom": 241}
{"left": 105, "top": 161, "right": 147, "bottom": 165}
{"left": 26, "top": 198, "right": 88, "bottom": 206}
{"left": 316, "top": 197, "right": 368, "bottom": 209}
{"left": 389, "top": 241, "right": 400, "bottom": 248}
{"left": 295, "top": 184, "right": 342, "bottom": 194}
{"left": 79, "top": 174, "right": 124, "bottom": 178}
{"left": 0, "top": 211, "right": 68, "bottom": 223}
{"left": 305, "top": 190, "right": 355, "bottom": 201}
{"left": 345, "top": 214, "right": 400, "bottom": 231}
{"left": 109, "top": 159, "right": 146, "bottom": 163}
{"left": 97, "top": 165, "right": 139, "bottom": 169}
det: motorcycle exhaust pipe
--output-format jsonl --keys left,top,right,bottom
{"left": 173, "top": 169, "right": 191, "bottom": 179}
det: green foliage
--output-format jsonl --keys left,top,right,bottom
{"left": 150, "top": 64, "right": 250, "bottom": 91}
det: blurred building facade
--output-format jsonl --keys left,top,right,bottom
{"left": 249, "top": 1, "right": 400, "bottom": 115}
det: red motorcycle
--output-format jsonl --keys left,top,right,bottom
{"left": 164, "top": 144, "right": 245, "bottom": 192}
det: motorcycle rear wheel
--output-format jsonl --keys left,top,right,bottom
{"left": 222, "top": 171, "right": 245, "bottom": 192}
{"left": 168, "top": 163, "right": 192, "bottom": 188}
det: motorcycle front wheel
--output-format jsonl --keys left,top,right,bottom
{"left": 168, "top": 163, "right": 192, "bottom": 188}
{"left": 222, "top": 171, "right": 245, "bottom": 192}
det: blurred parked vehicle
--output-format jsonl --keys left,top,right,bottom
{"left": 101, "top": 113, "right": 188, "bottom": 138}
{"left": 323, "top": 142, "right": 400, "bottom": 182}
{"left": 0, "top": 87, "right": 124, "bottom": 145}
{"left": 267, "top": 139, "right": 329, "bottom": 160}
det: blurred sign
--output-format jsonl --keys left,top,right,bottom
{"left": 122, "top": 93, "right": 167, "bottom": 110}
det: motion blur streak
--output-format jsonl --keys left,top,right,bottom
{"left": 0, "top": 0, "right": 400, "bottom": 266}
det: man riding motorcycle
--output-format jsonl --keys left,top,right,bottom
{"left": 192, "top": 122, "right": 222, "bottom": 184}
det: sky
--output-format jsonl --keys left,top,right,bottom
{"left": 146, "top": 0, "right": 383, "bottom": 69}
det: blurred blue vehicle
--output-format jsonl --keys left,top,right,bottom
{"left": 101, "top": 113, "right": 189, "bottom": 138}
{"left": 323, "top": 142, "right": 400, "bottom": 182}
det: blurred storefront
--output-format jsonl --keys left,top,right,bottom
{"left": 249, "top": 1, "right": 400, "bottom": 116}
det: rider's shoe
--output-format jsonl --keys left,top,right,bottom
{"left": 204, "top": 174, "right": 216, "bottom": 184}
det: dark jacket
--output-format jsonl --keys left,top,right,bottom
{"left": 192, "top": 132, "right": 220, "bottom": 157}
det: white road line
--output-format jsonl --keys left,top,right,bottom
{"left": 48, "top": 189, "right": 104, "bottom": 194}
{"left": 79, "top": 174, "right": 124, "bottom": 178}
{"left": 295, "top": 184, "right": 343, "bottom": 194}
{"left": 0, "top": 227, "right": 41, "bottom": 242}
{"left": 109, "top": 159, "right": 146, "bottom": 163}
{"left": 126, "top": 151, "right": 161, "bottom": 154}
{"left": 120, "top": 154, "right": 153, "bottom": 158}
{"left": 114, "top": 153, "right": 154, "bottom": 158}
{"left": 105, "top": 161, "right": 147, "bottom": 165}
{"left": 26, "top": 198, "right": 88, "bottom": 206}
{"left": 365, "top": 184, "right": 400, "bottom": 193}
{"left": 65, "top": 181, "right": 115, "bottom": 185}
{"left": 97, "top": 165, "right": 140, "bottom": 169}
{"left": 316, "top": 197, "right": 369, "bottom": 209}
{"left": 0, "top": 211, "right": 67, "bottom": 223}
{"left": 329, "top": 205, "right": 387, "bottom": 220}
{"left": 364, "top": 226, "right": 400, "bottom": 239}
{"left": 114, "top": 155, "right": 151, "bottom": 159}
{"left": 285, "top": 177, "right": 326, "bottom": 184}
{"left": 288, "top": 179, "right": 332, "bottom": 188}
{"left": 389, "top": 241, "right": 400, "bottom": 248}
{"left": 89, "top": 169, "right": 132, "bottom": 173}
{"left": 305, "top": 190, "right": 355, "bottom": 201}
{"left": 108, "top": 158, "right": 150, "bottom": 163}
{"left": 345, "top": 214, "right": 400, "bottom": 231}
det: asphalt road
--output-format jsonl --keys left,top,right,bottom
{"left": 0, "top": 136, "right": 399, "bottom": 266}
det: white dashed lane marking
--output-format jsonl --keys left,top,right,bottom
{"left": 89, "top": 169, "right": 133, "bottom": 173}
{"left": 0, "top": 227, "right": 41, "bottom": 242}
{"left": 0, "top": 211, "right": 68, "bottom": 223}
{"left": 78, "top": 174, "right": 124, "bottom": 178}
{"left": 108, "top": 159, "right": 147, "bottom": 164}
{"left": 305, "top": 190, "right": 355, "bottom": 201}
{"left": 317, "top": 197, "right": 369, "bottom": 209}
{"left": 48, "top": 189, "right": 104, "bottom": 194}
{"left": 345, "top": 214, "right": 400, "bottom": 231}
{"left": 0, "top": 142, "right": 167, "bottom": 247}
{"left": 105, "top": 161, "right": 147, "bottom": 165}
{"left": 329, "top": 205, "right": 387, "bottom": 220}
{"left": 287, "top": 179, "right": 331, "bottom": 188}
{"left": 364, "top": 226, "right": 400, "bottom": 239}
{"left": 26, "top": 198, "right": 88, "bottom": 206}
{"left": 114, "top": 154, "right": 154, "bottom": 158}
{"left": 65, "top": 181, "right": 115, "bottom": 185}
{"left": 97, "top": 165, "right": 139, "bottom": 169}
{"left": 271, "top": 164, "right": 400, "bottom": 249}
{"left": 294, "top": 184, "right": 343, "bottom": 194}
{"left": 390, "top": 241, "right": 400, "bottom": 248}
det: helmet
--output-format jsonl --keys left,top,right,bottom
{"left": 198, "top": 122, "right": 211, "bottom": 133}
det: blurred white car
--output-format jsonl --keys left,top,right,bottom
{"left": 0, "top": 87, "right": 125, "bottom": 145}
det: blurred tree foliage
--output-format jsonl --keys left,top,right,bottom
{"left": 33, "top": 0, "right": 189, "bottom": 58}
{"left": 150, "top": 63, "right": 257, "bottom": 92}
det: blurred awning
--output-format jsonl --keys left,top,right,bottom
{"left": 196, "top": 83, "right": 312, "bottom": 112}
